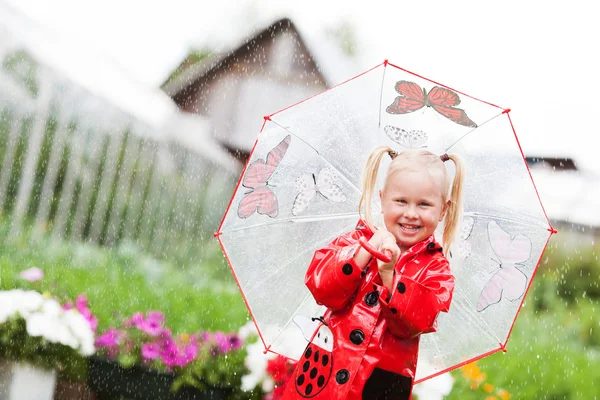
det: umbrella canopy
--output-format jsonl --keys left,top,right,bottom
{"left": 215, "top": 60, "right": 555, "bottom": 383}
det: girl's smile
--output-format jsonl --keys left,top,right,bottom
{"left": 380, "top": 169, "right": 449, "bottom": 252}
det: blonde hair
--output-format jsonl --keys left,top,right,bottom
{"left": 358, "top": 146, "right": 465, "bottom": 257}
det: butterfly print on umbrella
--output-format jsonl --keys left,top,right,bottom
{"left": 237, "top": 135, "right": 291, "bottom": 219}
{"left": 384, "top": 125, "right": 428, "bottom": 149}
{"left": 449, "top": 216, "right": 475, "bottom": 261}
{"left": 477, "top": 221, "right": 531, "bottom": 312}
{"left": 386, "top": 80, "right": 478, "bottom": 128}
{"left": 292, "top": 167, "right": 347, "bottom": 216}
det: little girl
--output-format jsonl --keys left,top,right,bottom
{"left": 282, "top": 146, "right": 464, "bottom": 400}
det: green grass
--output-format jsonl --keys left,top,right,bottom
{"left": 0, "top": 223, "right": 250, "bottom": 334}
{"left": 446, "top": 242, "right": 600, "bottom": 399}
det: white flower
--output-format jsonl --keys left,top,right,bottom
{"left": 238, "top": 320, "right": 258, "bottom": 341}
{"left": 413, "top": 372, "right": 454, "bottom": 400}
{"left": 0, "top": 289, "right": 96, "bottom": 357}
{"left": 0, "top": 290, "right": 44, "bottom": 322}
{"left": 63, "top": 309, "right": 95, "bottom": 356}
{"left": 240, "top": 339, "right": 277, "bottom": 392}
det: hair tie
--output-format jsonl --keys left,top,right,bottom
{"left": 440, "top": 153, "right": 450, "bottom": 162}
{"left": 388, "top": 150, "right": 398, "bottom": 159}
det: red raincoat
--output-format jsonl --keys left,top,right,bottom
{"left": 282, "top": 221, "right": 454, "bottom": 400}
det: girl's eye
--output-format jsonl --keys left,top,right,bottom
{"left": 420, "top": 202, "right": 431, "bottom": 207}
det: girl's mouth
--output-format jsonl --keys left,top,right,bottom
{"left": 400, "top": 224, "right": 420, "bottom": 233}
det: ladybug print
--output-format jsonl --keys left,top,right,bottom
{"left": 295, "top": 325, "right": 333, "bottom": 397}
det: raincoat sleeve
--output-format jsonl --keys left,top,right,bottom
{"left": 305, "top": 230, "right": 365, "bottom": 311}
{"left": 378, "top": 257, "right": 454, "bottom": 339}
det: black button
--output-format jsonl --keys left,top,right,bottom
{"left": 349, "top": 329, "right": 365, "bottom": 345}
{"left": 438, "top": 247, "right": 444, "bottom": 252}
{"left": 342, "top": 263, "right": 353, "bottom": 275}
{"left": 397, "top": 282, "right": 406, "bottom": 294}
{"left": 364, "top": 291, "right": 379, "bottom": 306}
{"left": 336, "top": 369, "right": 350, "bottom": 384}
{"left": 390, "top": 308, "right": 398, "bottom": 314}
{"left": 321, "top": 354, "right": 329, "bottom": 367}
{"left": 427, "top": 242, "right": 436, "bottom": 250}
{"left": 297, "top": 374, "right": 305, "bottom": 386}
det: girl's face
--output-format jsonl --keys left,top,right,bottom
{"left": 380, "top": 169, "right": 449, "bottom": 253}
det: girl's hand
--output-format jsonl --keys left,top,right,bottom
{"left": 375, "top": 231, "right": 400, "bottom": 274}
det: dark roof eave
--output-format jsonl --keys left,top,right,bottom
{"left": 160, "top": 17, "right": 330, "bottom": 99}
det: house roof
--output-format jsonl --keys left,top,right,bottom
{"left": 161, "top": 17, "right": 359, "bottom": 98}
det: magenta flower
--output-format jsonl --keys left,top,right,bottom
{"left": 19, "top": 267, "right": 44, "bottom": 282}
{"left": 95, "top": 328, "right": 124, "bottom": 348}
{"left": 159, "top": 335, "right": 198, "bottom": 368}
{"left": 213, "top": 331, "right": 242, "bottom": 353}
{"left": 125, "top": 311, "right": 165, "bottom": 336}
{"left": 141, "top": 342, "right": 161, "bottom": 360}
{"left": 141, "top": 311, "right": 165, "bottom": 336}
{"left": 181, "top": 335, "right": 199, "bottom": 364}
{"left": 228, "top": 334, "right": 242, "bottom": 351}
{"left": 125, "top": 312, "right": 144, "bottom": 328}
{"left": 159, "top": 337, "right": 180, "bottom": 367}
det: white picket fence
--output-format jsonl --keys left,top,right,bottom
{"left": 0, "top": 40, "right": 239, "bottom": 262}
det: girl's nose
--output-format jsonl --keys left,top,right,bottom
{"left": 405, "top": 205, "right": 418, "bottom": 218}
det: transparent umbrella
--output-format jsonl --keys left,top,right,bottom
{"left": 215, "top": 60, "right": 556, "bottom": 383}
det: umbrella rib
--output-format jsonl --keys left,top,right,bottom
{"left": 378, "top": 63, "right": 387, "bottom": 127}
{"left": 445, "top": 112, "right": 504, "bottom": 152}
{"left": 267, "top": 120, "right": 365, "bottom": 198}
{"left": 466, "top": 211, "right": 550, "bottom": 230}
{"left": 221, "top": 212, "right": 360, "bottom": 234}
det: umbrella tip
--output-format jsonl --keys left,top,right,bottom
{"left": 264, "top": 115, "right": 271, "bottom": 121}
{"left": 384, "top": 59, "right": 389, "bottom": 66}
{"left": 499, "top": 343, "right": 507, "bottom": 353}
{"left": 213, "top": 232, "right": 221, "bottom": 237}
{"left": 502, "top": 108, "right": 511, "bottom": 114}
{"left": 548, "top": 227, "right": 558, "bottom": 234}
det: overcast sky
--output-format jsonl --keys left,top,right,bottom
{"left": 3, "top": 0, "right": 599, "bottom": 172}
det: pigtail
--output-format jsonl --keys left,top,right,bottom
{"left": 358, "top": 146, "right": 393, "bottom": 232}
{"left": 442, "top": 154, "right": 465, "bottom": 258}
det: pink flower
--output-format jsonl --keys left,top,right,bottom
{"left": 19, "top": 267, "right": 44, "bottom": 282}
{"left": 181, "top": 335, "right": 199, "bottom": 364}
{"left": 76, "top": 294, "right": 98, "bottom": 332}
{"left": 95, "top": 328, "right": 124, "bottom": 348}
{"left": 159, "top": 334, "right": 198, "bottom": 368}
{"left": 141, "top": 343, "right": 161, "bottom": 360}
{"left": 125, "top": 312, "right": 144, "bottom": 328}
{"left": 141, "top": 311, "right": 165, "bottom": 336}
{"left": 213, "top": 331, "right": 243, "bottom": 353}
{"left": 125, "top": 311, "right": 165, "bottom": 336}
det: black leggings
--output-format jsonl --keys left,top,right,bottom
{"left": 362, "top": 368, "right": 412, "bottom": 400}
